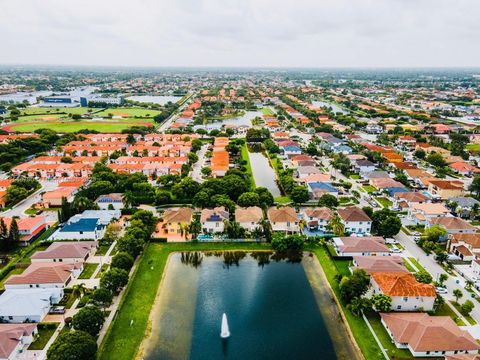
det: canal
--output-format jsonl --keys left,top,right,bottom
{"left": 247, "top": 150, "right": 282, "bottom": 197}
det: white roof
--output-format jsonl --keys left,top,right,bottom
{"left": 0, "top": 288, "right": 61, "bottom": 317}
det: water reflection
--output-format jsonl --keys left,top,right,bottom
{"left": 180, "top": 252, "right": 204, "bottom": 268}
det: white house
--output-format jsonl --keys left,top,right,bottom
{"left": 267, "top": 207, "right": 299, "bottom": 233}
{"left": 200, "top": 207, "right": 229, "bottom": 234}
{"left": 235, "top": 206, "right": 263, "bottom": 232}
{"left": 0, "top": 288, "right": 62, "bottom": 323}
{"left": 301, "top": 207, "right": 333, "bottom": 231}
{"left": 337, "top": 207, "right": 372, "bottom": 235}
{"left": 52, "top": 210, "right": 120, "bottom": 241}
{"left": 95, "top": 193, "right": 124, "bottom": 210}
{"left": 369, "top": 272, "right": 436, "bottom": 311}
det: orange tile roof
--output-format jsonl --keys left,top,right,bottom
{"left": 371, "top": 272, "right": 436, "bottom": 297}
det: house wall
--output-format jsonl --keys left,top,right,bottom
{"left": 343, "top": 220, "right": 371, "bottom": 234}
{"left": 202, "top": 221, "right": 225, "bottom": 233}
{"left": 238, "top": 221, "right": 262, "bottom": 232}
{"left": 271, "top": 221, "right": 300, "bottom": 233}
{"left": 371, "top": 280, "right": 434, "bottom": 311}
{"left": 97, "top": 201, "right": 124, "bottom": 210}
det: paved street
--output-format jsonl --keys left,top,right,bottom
{"left": 156, "top": 93, "right": 193, "bottom": 132}
{"left": 0, "top": 180, "right": 57, "bottom": 217}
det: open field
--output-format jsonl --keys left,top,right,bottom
{"left": 95, "top": 107, "right": 161, "bottom": 117}
{"left": 4, "top": 120, "right": 153, "bottom": 133}
{"left": 260, "top": 107, "right": 274, "bottom": 115}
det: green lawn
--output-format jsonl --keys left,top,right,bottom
{"left": 241, "top": 144, "right": 255, "bottom": 188}
{"left": 260, "top": 107, "right": 274, "bottom": 115}
{"left": 28, "top": 323, "right": 59, "bottom": 350}
{"left": 375, "top": 197, "right": 392, "bottom": 208}
{"left": 96, "top": 244, "right": 111, "bottom": 256}
{"left": 94, "top": 107, "right": 161, "bottom": 117}
{"left": 9, "top": 121, "right": 152, "bottom": 133}
{"left": 96, "top": 263, "right": 110, "bottom": 279}
{"left": 408, "top": 257, "right": 427, "bottom": 273}
{"left": 349, "top": 174, "right": 360, "bottom": 180}
{"left": 466, "top": 144, "right": 480, "bottom": 153}
{"left": 0, "top": 267, "right": 25, "bottom": 290}
{"left": 98, "top": 242, "right": 272, "bottom": 360}
{"left": 79, "top": 263, "right": 99, "bottom": 279}
{"left": 452, "top": 302, "right": 477, "bottom": 325}
{"left": 309, "top": 245, "right": 385, "bottom": 360}
{"left": 274, "top": 196, "right": 291, "bottom": 204}
{"left": 402, "top": 259, "right": 416, "bottom": 273}
{"left": 362, "top": 185, "right": 376, "bottom": 194}
{"left": 434, "top": 302, "right": 465, "bottom": 326}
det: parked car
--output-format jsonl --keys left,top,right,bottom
{"left": 49, "top": 306, "right": 65, "bottom": 314}
{"left": 435, "top": 287, "right": 448, "bottom": 294}
{"left": 385, "top": 238, "right": 398, "bottom": 244}
{"left": 391, "top": 245, "right": 402, "bottom": 253}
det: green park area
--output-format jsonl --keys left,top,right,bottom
{"left": 260, "top": 107, "right": 274, "bottom": 115}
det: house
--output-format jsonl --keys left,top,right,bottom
{"left": 200, "top": 207, "right": 229, "bottom": 234}
{"left": 352, "top": 256, "right": 408, "bottom": 274}
{"left": 449, "top": 162, "right": 480, "bottom": 177}
{"left": 380, "top": 312, "right": 480, "bottom": 357}
{"left": 95, "top": 193, "right": 124, "bottom": 210}
{"left": 0, "top": 191, "right": 7, "bottom": 209}
{"left": 157, "top": 207, "right": 193, "bottom": 240}
{"left": 353, "top": 160, "right": 376, "bottom": 175}
{"left": 267, "top": 207, "right": 299, "bottom": 233}
{"left": 211, "top": 151, "right": 229, "bottom": 177}
{"left": 393, "top": 192, "right": 429, "bottom": 211}
{"left": 297, "top": 166, "right": 322, "bottom": 179}
{"left": 448, "top": 197, "right": 480, "bottom": 218}
{"left": 42, "top": 186, "right": 78, "bottom": 207}
{"left": 0, "top": 216, "right": 48, "bottom": 246}
{"left": 0, "top": 324, "right": 38, "bottom": 359}
{"left": 52, "top": 210, "right": 120, "bottom": 240}
{"left": 428, "top": 217, "right": 477, "bottom": 234}
{"left": 428, "top": 180, "right": 465, "bottom": 200}
{"left": 281, "top": 145, "right": 302, "bottom": 156}
{"left": 369, "top": 272, "right": 436, "bottom": 311}
{"left": 31, "top": 241, "right": 97, "bottom": 263}
{"left": 0, "top": 288, "right": 62, "bottom": 323}
{"left": 408, "top": 203, "right": 450, "bottom": 225}
{"left": 307, "top": 182, "right": 339, "bottom": 199}
{"left": 337, "top": 206, "right": 372, "bottom": 235}
{"left": 301, "top": 207, "right": 333, "bottom": 231}
{"left": 235, "top": 206, "right": 263, "bottom": 232}
{"left": 333, "top": 237, "right": 390, "bottom": 257}
{"left": 4, "top": 262, "right": 82, "bottom": 295}
{"left": 449, "top": 233, "right": 480, "bottom": 258}
{"left": 0, "top": 179, "right": 13, "bottom": 191}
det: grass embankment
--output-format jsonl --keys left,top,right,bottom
{"left": 78, "top": 263, "right": 98, "bottom": 279}
{"left": 375, "top": 197, "right": 392, "bottom": 208}
{"left": 309, "top": 245, "right": 386, "bottom": 360}
{"left": 98, "top": 242, "right": 271, "bottom": 360}
{"left": 408, "top": 257, "right": 427, "bottom": 273}
{"left": 241, "top": 144, "right": 255, "bottom": 188}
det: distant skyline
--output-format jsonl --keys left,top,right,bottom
{"left": 1, "top": 0, "right": 479, "bottom": 68}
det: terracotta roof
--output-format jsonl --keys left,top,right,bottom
{"left": 371, "top": 272, "right": 436, "bottom": 297}
{"left": 429, "top": 180, "right": 464, "bottom": 190}
{"left": 235, "top": 206, "right": 263, "bottom": 223}
{"left": 394, "top": 192, "right": 428, "bottom": 203}
{"left": 353, "top": 256, "right": 408, "bottom": 274}
{"left": 381, "top": 312, "right": 479, "bottom": 352}
{"left": 451, "top": 233, "right": 480, "bottom": 248}
{"left": 303, "top": 207, "right": 333, "bottom": 221}
{"left": 200, "top": 207, "right": 229, "bottom": 223}
{"left": 31, "top": 241, "right": 96, "bottom": 260}
{"left": 267, "top": 207, "right": 298, "bottom": 222}
{"left": 411, "top": 203, "right": 449, "bottom": 215}
{"left": 337, "top": 237, "right": 389, "bottom": 253}
{"left": 5, "top": 262, "right": 81, "bottom": 285}
{"left": 162, "top": 207, "right": 193, "bottom": 224}
{"left": 337, "top": 207, "right": 371, "bottom": 222}
{"left": 429, "top": 217, "right": 477, "bottom": 231}
{"left": 455, "top": 245, "right": 473, "bottom": 257}
{"left": 0, "top": 324, "right": 37, "bottom": 358}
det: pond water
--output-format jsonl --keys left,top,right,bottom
{"left": 193, "top": 111, "right": 261, "bottom": 131}
{"left": 248, "top": 151, "right": 281, "bottom": 197}
{"left": 141, "top": 252, "right": 360, "bottom": 360}
{"left": 126, "top": 95, "right": 182, "bottom": 105}
{"left": 312, "top": 101, "right": 348, "bottom": 114}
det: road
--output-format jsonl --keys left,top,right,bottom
{"left": 190, "top": 143, "right": 209, "bottom": 183}
{"left": 0, "top": 180, "right": 57, "bottom": 218}
{"left": 395, "top": 230, "right": 480, "bottom": 323}
{"left": 157, "top": 93, "right": 194, "bottom": 132}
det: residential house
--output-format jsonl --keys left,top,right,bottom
{"left": 353, "top": 159, "right": 376, "bottom": 175}
{"left": 307, "top": 182, "right": 339, "bottom": 199}
{"left": 393, "top": 192, "right": 429, "bottom": 211}
{"left": 408, "top": 203, "right": 450, "bottom": 225}
{"left": 235, "top": 206, "right": 263, "bottom": 232}
{"left": 0, "top": 324, "right": 38, "bottom": 359}
{"left": 449, "top": 233, "right": 480, "bottom": 258}
{"left": 211, "top": 151, "right": 229, "bottom": 178}
{"left": 337, "top": 206, "right": 372, "bottom": 235}
{"left": 428, "top": 180, "right": 465, "bottom": 200}
{"left": 448, "top": 197, "right": 480, "bottom": 219}
{"left": 369, "top": 272, "right": 436, "bottom": 311}
{"left": 31, "top": 241, "right": 97, "bottom": 263}
{"left": 449, "top": 162, "right": 480, "bottom": 177}
{"left": 267, "top": 207, "right": 300, "bottom": 233}
{"left": 380, "top": 312, "right": 480, "bottom": 357}
{"left": 332, "top": 236, "right": 390, "bottom": 257}
{"left": 352, "top": 256, "right": 408, "bottom": 274}
{"left": 95, "top": 193, "right": 124, "bottom": 210}
{"left": 200, "top": 207, "right": 229, "bottom": 234}
{"left": 52, "top": 210, "right": 120, "bottom": 241}
{"left": 301, "top": 207, "right": 333, "bottom": 231}
{"left": 297, "top": 166, "right": 322, "bottom": 179}
{"left": 158, "top": 207, "right": 193, "bottom": 240}
{"left": 42, "top": 186, "right": 77, "bottom": 207}
{"left": 428, "top": 217, "right": 477, "bottom": 234}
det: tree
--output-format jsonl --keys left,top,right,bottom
{"left": 271, "top": 233, "right": 304, "bottom": 252}
{"left": 72, "top": 305, "right": 105, "bottom": 337}
{"left": 453, "top": 289, "right": 463, "bottom": 304}
{"left": 102, "top": 223, "right": 121, "bottom": 245}
{"left": 318, "top": 194, "right": 338, "bottom": 208}
{"left": 6, "top": 218, "right": 20, "bottom": 250}
{"left": 224, "top": 220, "right": 244, "bottom": 239}
{"left": 414, "top": 149, "right": 426, "bottom": 159}
{"left": 426, "top": 152, "right": 447, "bottom": 168}
{"left": 347, "top": 297, "right": 372, "bottom": 317}
{"left": 414, "top": 271, "right": 433, "bottom": 284}
{"left": 339, "top": 269, "right": 370, "bottom": 304}
{"left": 6, "top": 185, "right": 28, "bottom": 205}
{"left": 424, "top": 225, "right": 447, "bottom": 243}
{"left": 118, "top": 234, "right": 145, "bottom": 258}
{"left": 328, "top": 214, "right": 345, "bottom": 236}
{"left": 100, "top": 268, "right": 129, "bottom": 293}
{"left": 438, "top": 273, "right": 448, "bottom": 287}
{"left": 237, "top": 192, "right": 260, "bottom": 207}
{"left": 290, "top": 186, "right": 309, "bottom": 204}
{"left": 255, "top": 187, "right": 274, "bottom": 207}
{"left": 91, "top": 288, "right": 113, "bottom": 311}
{"left": 372, "top": 294, "right": 392, "bottom": 312}
{"left": 189, "top": 219, "right": 202, "bottom": 239}
{"left": 72, "top": 283, "right": 86, "bottom": 299}
{"left": 371, "top": 209, "right": 401, "bottom": 237}
{"left": 469, "top": 176, "right": 480, "bottom": 198}
{"left": 111, "top": 252, "right": 134, "bottom": 271}
{"left": 47, "top": 330, "right": 97, "bottom": 360}
{"left": 460, "top": 300, "right": 475, "bottom": 316}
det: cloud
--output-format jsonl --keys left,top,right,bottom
{"left": 0, "top": 0, "right": 478, "bottom": 67}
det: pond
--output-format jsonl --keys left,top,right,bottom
{"left": 141, "top": 251, "right": 360, "bottom": 360}
{"left": 193, "top": 111, "right": 261, "bottom": 131}
{"left": 126, "top": 95, "right": 182, "bottom": 105}
{"left": 313, "top": 100, "right": 348, "bottom": 114}
{"left": 247, "top": 151, "right": 282, "bottom": 197}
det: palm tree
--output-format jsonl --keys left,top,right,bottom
{"left": 453, "top": 289, "right": 463, "bottom": 304}
{"left": 347, "top": 297, "right": 372, "bottom": 317}
{"left": 466, "top": 280, "right": 474, "bottom": 291}
{"left": 470, "top": 203, "right": 480, "bottom": 220}
{"left": 328, "top": 214, "right": 345, "bottom": 236}
{"left": 299, "top": 219, "right": 306, "bottom": 234}
{"left": 122, "top": 191, "right": 135, "bottom": 209}
{"left": 180, "top": 223, "right": 190, "bottom": 241}
{"left": 72, "top": 283, "right": 86, "bottom": 299}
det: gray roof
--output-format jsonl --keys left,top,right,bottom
{"left": 449, "top": 197, "right": 480, "bottom": 208}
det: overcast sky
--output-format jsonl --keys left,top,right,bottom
{"left": 1, "top": 0, "right": 479, "bottom": 68}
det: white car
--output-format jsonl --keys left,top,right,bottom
{"left": 435, "top": 287, "right": 448, "bottom": 294}
{"left": 391, "top": 246, "right": 402, "bottom": 253}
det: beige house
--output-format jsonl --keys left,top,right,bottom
{"left": 408, "top": 203, "right": 450, "bottom": 225}
{"left": 267, "top": 207, "right": 299, "bottom": 233}
{"left": 158, "top": 207, "right": 193, "bottom": 240}
{"left": 235, "top": 206, "right": 263, "bottom": 232}
{"left": 428, "top": 180, "right": 464, "bottom": 200}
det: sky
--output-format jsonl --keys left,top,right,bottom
{"left": 1, "top": 0, "right": 479, "bottom": 68}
